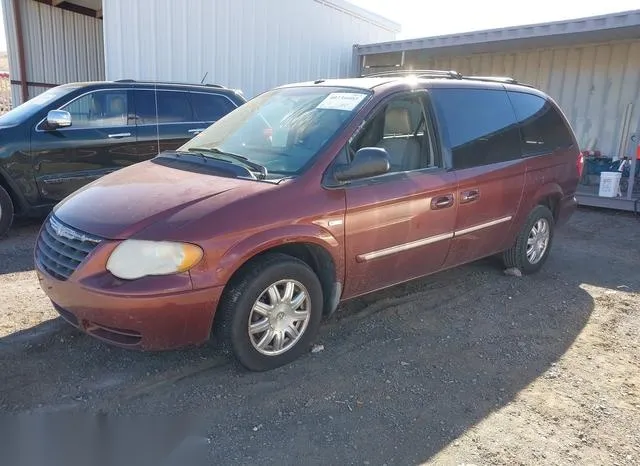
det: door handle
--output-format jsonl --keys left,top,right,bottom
{"left": 107, "top": 132, "right": 132, "bottom": 138}
{"left": 431, "top": 194, "right": 454, "bottom": 210}
{"left": 461, "top": 189, "right": 480, "bottom": 204}
{"left": 188, "top": 128, "right": 205, "bottom": 134}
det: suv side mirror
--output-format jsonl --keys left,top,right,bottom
{"left": 334, "top": 147, "right": 390, "bottom": 182}
{"left": 46, "top": 110, "right": 72, "bottom": 129}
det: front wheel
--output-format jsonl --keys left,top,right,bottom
{"left": 215, "top": 253, "right": 324, "bottom": 371}
{"left": 503, "top": 205, "right": 554, "bottom": 274}
{"left": 0, "top": 185, "right": 14, "bottom": 238}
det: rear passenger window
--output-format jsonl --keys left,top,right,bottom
{"left": 190, "top": 93, "right": 237, "bottom": 121}
{"left": 430, "top": 88, "right": 521, "bottom": 169}
{"left": 134, "top": 90, "right": 195, "bottom": 124}
{"left": 508, "top": 92, "right": 574, "bottom": 156}
{"left": 157, "top": 91, "right": 193, "bottom": 123}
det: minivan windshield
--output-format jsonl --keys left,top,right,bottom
{"left": 0, "top": 85, "right": 78, "bottom": 127}
{"left": 178, "top": 86, "right": 371, "bottom": 176}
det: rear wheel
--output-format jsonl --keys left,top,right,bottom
{"left": 215, "top": 253, "right": 324, "bottom": 371}
{"left": 0, "top": 185, "right": 14, "bottom": 238}
{"left": 503, "top": 205, "right": 554, "bottom": 274}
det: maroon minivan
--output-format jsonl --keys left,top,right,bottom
{"left": 34, "top": 71, "right": 582, "bottom": 371}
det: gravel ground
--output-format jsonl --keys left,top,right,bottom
{"left": 0, "top": 209, "right": 638, "bottom": 465}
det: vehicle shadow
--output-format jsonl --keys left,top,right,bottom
{"left": 0, "top": 218, "right": 41, "bottom": 274}
{"left": 0, "top": 209, "right": 637, "bottom": 465}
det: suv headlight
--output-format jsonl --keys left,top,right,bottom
{"left": 106, "top": 240, "right": 203, "bottom": 280}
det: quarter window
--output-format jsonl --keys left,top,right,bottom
{"left": 190, "top": 93, "right": 237, "bottom": 121}
{"left": 508, "top": 91, "right": 574, "bottom": 156}
{"left": 61, "top": 90, "right": 130, "bottom": 128}
{"left": 430, "top": 88, "right": 521, "bottom": 169}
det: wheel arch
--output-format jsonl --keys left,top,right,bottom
{"left": 0, "top": 168, "right": 26, "bottom": 215}
{"left": 532, "top": 182, "right": 563, "bottom": 223}
{"left": 210, "top": 227, "right": 344, "bottom": 321}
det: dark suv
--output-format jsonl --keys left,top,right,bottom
{"left": 0, "top": 80, "right": 246, "bottom": 236}
{"left": 35, "top": 71, "right": 582, "bottom": 371}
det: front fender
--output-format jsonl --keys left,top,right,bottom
{"left": 189, "top": 223, "right": 344, "bottom": 290}
{"left": 0, "top": 163, "right": 32, "bottom": 213}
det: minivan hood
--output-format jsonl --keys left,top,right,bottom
{"left": 53, "top": 160, "right": 272, "bottom": 239}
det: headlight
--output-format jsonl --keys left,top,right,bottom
{"left": 106, "top": 240, "right": 203, "bottom": 280}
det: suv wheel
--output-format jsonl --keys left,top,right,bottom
{"left": 0, "top": 185, "right": 14, "bottom": 238}
{"left": 503, "top": 205, "right": 554, "bottom": 274}
{"left": 216, "top": 253, "right": 323, "bottom": 371}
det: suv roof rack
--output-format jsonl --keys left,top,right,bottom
{"left": 113, "top": 79, "right": 226, "bottom": 88}
{"left": 363, "top": 69, "right": 463, "bottom": 79}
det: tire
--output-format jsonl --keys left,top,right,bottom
{"left": 503, "top": 205, "right": 554, "bottom": 275}
{"left": 0, "top": 185, "right": 14, "bottom": 238}
{"left": 215, "top": 253, "right": 324, "bottom": 371}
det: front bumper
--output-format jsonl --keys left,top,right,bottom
{"left": 36, "top": 266, "right": 224, "bottom": 351}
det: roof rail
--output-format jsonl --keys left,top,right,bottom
{"left": 113, "top": 79, "right": 225, "bottom": 88}
{"left": 462, "top": 75, "right": 535, "bottom": 88}
{"left": 462, "top": 75, "right": 518, "bottom": 84}
{"left": 362, "top": 69, "right": 462, "bottom": 79}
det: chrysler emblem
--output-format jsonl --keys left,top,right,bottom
{"left": 50, "top": 216, "right": 81, "bottom": 241}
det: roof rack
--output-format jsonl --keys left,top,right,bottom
{"left": 463, "top": 76, "right": 518, "bottom": 84}
{"left": 113, "top": 79, "right": 225, "bottom": 88}
{"left": 359, "top": 70, "right": 535, "bottom": 88}
{"left": 363, "top": 69, "right": 463, "bottom": 79}
{"left": 463, "top": 75, "right": 535, "bottom": 87}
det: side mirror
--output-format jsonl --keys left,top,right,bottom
{"left": 334, "top": 147, "right": 390, "bottom": 182}
{"left": 46, "top": 110, "right": 72, "bottom": 129}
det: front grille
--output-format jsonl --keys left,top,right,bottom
{"left": 35, "top": 216, "right": 103, "bottom": 281}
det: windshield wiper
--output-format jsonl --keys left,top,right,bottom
{"left": 187, "top": 147, "right": 268, "bottom": 179}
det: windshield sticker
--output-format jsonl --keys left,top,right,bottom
{"left": 316, "top": 93, "right": 367, "bottom": 111}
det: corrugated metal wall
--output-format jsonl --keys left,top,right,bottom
{"left": 1, "top": 0, "right": 104, "bottom": 106}
{"left": 103, "top": 0, "right": 397, "bottom": 98}
{"left": 362, "top": 40, "right": 640, "bottom": 157}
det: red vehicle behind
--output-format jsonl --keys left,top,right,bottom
{"left": 35, "top": 71, "right": 581, "bottom": 371}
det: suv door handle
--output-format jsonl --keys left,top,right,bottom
{"left": 188, "top": 128, "right": 205, "bottom": 134}
{"left": 107, "top": 132, "right": 132, "bottom": 138}
{"left": 461, "top": 189, "right": 480, "bottom": 204}
{"left": 431, "top": 194, "right": 454, "bottom": 210}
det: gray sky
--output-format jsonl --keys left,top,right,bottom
{"left": 1, "top": 0, "right": 639, "bottom": 53}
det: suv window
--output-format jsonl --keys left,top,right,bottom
{"left": 61, "top": 90, "right": 130, "bottom": 128}
{"left": 351, "top": 93, "right": 437, "bottom": 173}
{"left": 508, "top": 91, "right": 574, "bottom": 156}
{"left": 430, "top": 88, "right": 521, "bottom": 169}
{"left": 190, "top": 93, "right": 237, "bottom": 121}
{"left": 133, "top": 90, "right": 194, "bottom": 124}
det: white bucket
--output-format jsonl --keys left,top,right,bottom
{"left": 598, "top": 171, "right": 622, "bottom": 197}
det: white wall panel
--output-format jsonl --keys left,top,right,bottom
{"left": 103, "top": 0, "right": 398, "bottom": 98}
{"left": 380, "top": 40, "right": 640, "bottom": 157}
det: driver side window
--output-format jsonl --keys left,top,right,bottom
{"left": 60, "top": 90, "right": 131, "bottom": 128}
{"left": 350, "top": 93, "right": 436, "bottom": 173}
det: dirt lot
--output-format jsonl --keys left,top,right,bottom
{"left": 0, "top": 209, "right": 638, "bottom": 465}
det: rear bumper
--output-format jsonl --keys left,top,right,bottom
{"left": 556, "top": 194, "right": 578, "bottom": 227}
{"left": 36, "top": 268, "right": 224, "bottom": 350}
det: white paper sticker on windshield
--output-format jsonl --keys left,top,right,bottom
{"left": 316, "top": 93, "right": 367, "bottom": 111}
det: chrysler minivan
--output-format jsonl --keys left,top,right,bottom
{"left": 34, "top": 71, "right": 582, "bottom": 371}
